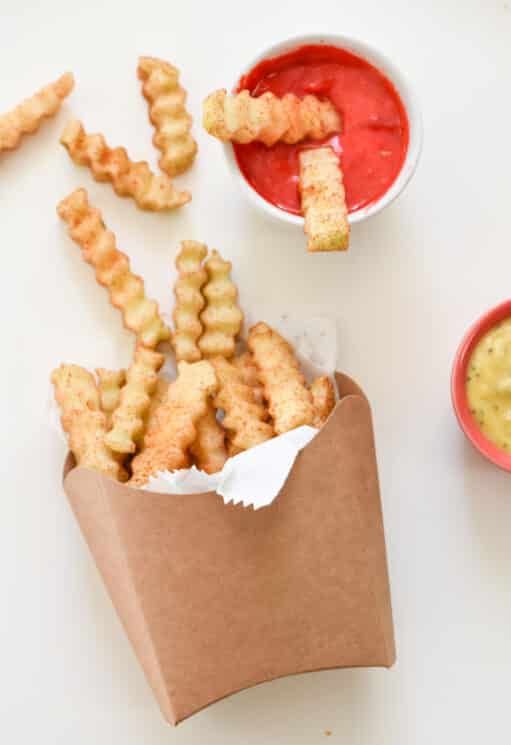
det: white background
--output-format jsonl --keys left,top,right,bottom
{"left": 2, "top": 0, "right": 511, "bottom": 742}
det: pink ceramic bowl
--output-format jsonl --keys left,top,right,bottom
{"left": 451, "top": 299, "right": 511, "bottom": 472}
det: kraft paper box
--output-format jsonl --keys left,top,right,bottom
{"left": 62, "top": 372, "right": 395, "bottom": 725}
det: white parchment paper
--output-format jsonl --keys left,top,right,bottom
{"left": 145, "top": 425, "right": 318, "bottom": 509}
{"left": 144, "top": 315, "right": 337, "bottom": 508}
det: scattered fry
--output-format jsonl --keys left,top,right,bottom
{"left": 248, "top": 322, "right": 314, "bottom": 434}
{"left": 0, "top": 72, "right": 74, "bottom": 153}
{"left": 60, "top": 119, "right": 190, "bottom": 211}
{"left": 95, "top": 368, "right": 126, "bottom": 429}
{"left": 138, "top": 56, "right": 197, "bottom": 177}
{"left": 130, "top": 361, "right": 218, "bottom": 486}
{"left": 57, "top": 188, "right": 170, "bottom": 348}
{"left": 310, "top": 375, "right": 336, "bottom": 427}
{"left": 211, "top": 356, "right": 274, "bottom": 455}
{"left": 203, "top": 89, "right": 341, "bottom": 147}
{"left": 199, "top": 250, "right": 243, "bottom": 359}
{"left": 51, "top": 364, "right": 122, "bottom": 480}
{"left": 233, "top": 351, "right": 265, "bottom": 407}
{"left": 190, "top": 402, "right": 228, "bottom": 473}
{"left": 173, "top": 241, "right": 208, "bottom": 362}
{"left": 105, "top": 346, "right": 164, "bottom": 455}
{"left": 299, "top": 146, "right": 350, "bottom": 252}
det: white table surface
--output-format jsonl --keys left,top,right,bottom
{"left": 3, "top": 0, "right": 511, "bottom": 742}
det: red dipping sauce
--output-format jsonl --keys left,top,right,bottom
{"left": 233, "top": 44, "right": 409, "bottom": 215}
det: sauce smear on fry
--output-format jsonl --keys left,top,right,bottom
{"left": 233, "top": 44, "right": 409, "bottom": 214}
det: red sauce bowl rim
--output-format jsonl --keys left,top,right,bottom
{"left": 451, "top": 299, "right": 511, "bottom": 472}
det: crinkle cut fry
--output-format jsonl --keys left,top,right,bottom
{"left": 198, "top": 249, "right": 243, "bottom": 359}
{"left": 57, "top": 188, "right": 171, "bottom": 349}
{"left": 299, "top": 146, "right": 350, "bottom": 252}
{"left": 233, "top": 351, "right": 266, "bottom": 407}
{"left": 95, "top": 368, "right": 126, "bottom": 429}
{"left": 203, "top": 88, "right": 341, "bottom": 147}
{"left": 60, "top": 119, "right": 190, "bottom": 211}
{"left": 172, "top": 241, "right": 208, "bottom": 362}
{"left": 138, "top": 56, "right": 197, "bottom": 177}
{"left": 190, "top": 402, "right": 228, "bottom": 474}
{"left": 211, "top": 356, "right": 274, "bottom": 455}
{"left": 130, "top": 360, "right": 218, "bottom": 487}
{"left": 248, "top": 322, "right": 315, "bottom": 435}
{"left": 143, "top": 376, "right": 170, "bottom": 439}
{"left": 51, "top": 364, "right": 123, "bottom": 480}
{"left": 310, "top": 375, "right": 336, "bottom": 427}
{"left": 105, "top": 345, "right": 164, "bottom": 455}
{"left": 0, "top": 72, "right": 74, "bottom": 153}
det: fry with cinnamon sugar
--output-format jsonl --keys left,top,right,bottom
{"left": 130, "top": 361, "right": 218, "bottom": 486}
{"left": 51, "top": 364, "right": 123, "bottom": 480}
{"left": 199, "top": 250, "right": 243, "bottom": 359}
{"left": 0, "top": 72, "right": 74, "bottom": 153}
{"left": 310, "top": 375, "right": 336, "bottom": 427}
{"left": 190, "top": 403, "right": 228, "bottom": 473}
{"left": 57, "top": 188, "right": 170, "bottom": 349}
{"left": 105, "top": 346, "right": 164, "bottom": 455}
{"left": 138, "top": 56, "right": 197, "bottom": 177}
{"left": 96, "top": 368, "right": 126, "bottom": 429}
{"left": 173, "top": 241, "right": 207, "bottom": 362}
{"left": 211, "top": 356, "right": 274, "bottom": 455}
{"left": 299, "top": 146, "right": 350, "bottom": 252}
{"left": 203, "top": 89, "right": 341, "bottom": 147}
{"left": 248, "top": 322, "right": 315, "bottom": 434}
{"left": 60, "top": 119, "right": 190, "bottom": 211}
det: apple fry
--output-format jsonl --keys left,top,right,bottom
{"left": 211, "top": 356, "right": 274, "bottom": 455}
{"left": 51, "top": 364, "right": 122, "bottom": 480}
{"left": 233, "top": 351, "right": 265, "bottom": 407}
{"left": 0, "top": 72, "right": 74, "bottom": 153}
{"left": 130, "top": 360, "right": 218, "bottom": 486}
{"left": 248, "top": 322, "right": 315, "bottom": 435}
{"left": 60, "top": 119, "right": 190, "bottom": 211}
{"left": 310, "top": 375, "right": 336, "bottom": 427}
{"left": 138, "top": 56, "right": 197, "bottom": 177}
{"left": 190, "top": 402, "right": 228, "bottom": 474}
{"left": 203, "top": 89, "right": 341, "bottom": 147}
{"left": 172, "top": 241, "right": 208, "bottom": 362}
{"left": 198, "top": 250, "right": 243, "bottom": 359}
{"left": 299, "top": 146, "right": 350, "bottom": 252}
{"left": 105, "top": 346, "right": 164, "bottom": 455}
{"left": 57, "top": 188, "right": 170, "bottom": 348}
{"left": 95, "top": 368, "right": 126, "bottom": 429}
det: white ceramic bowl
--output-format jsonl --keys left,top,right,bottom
{"left": 223, "top": 33, "right": 422, "bottom": 226}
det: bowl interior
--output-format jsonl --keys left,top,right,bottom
{"left": 451, "top": 299, "right": 511, "bottom": 471}
{"left": 224, "top": 33, "right": 422, "bottom": 226}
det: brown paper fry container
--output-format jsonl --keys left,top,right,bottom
{"left": 62, "top": 372, "right": 395, "bottom": 725}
